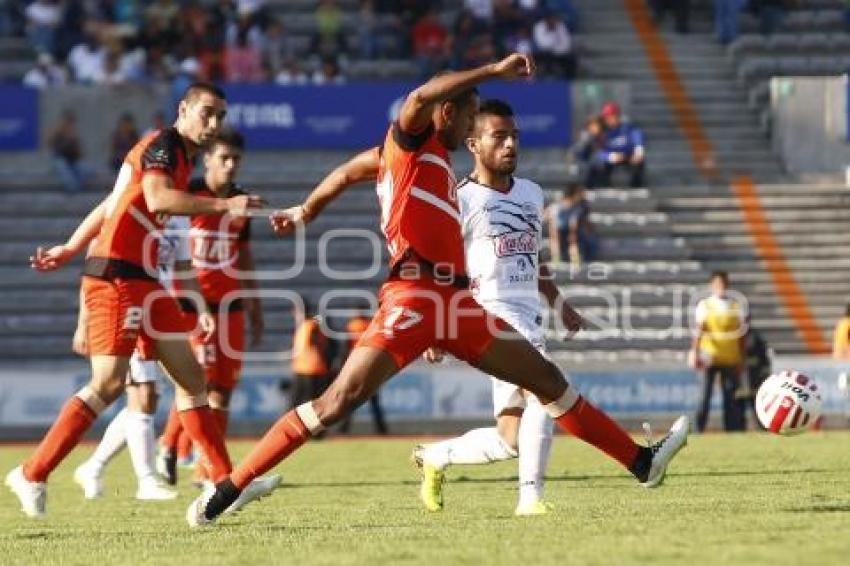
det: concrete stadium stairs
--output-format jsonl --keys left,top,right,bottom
{"left": 0, "top": 174, "right": 706, "bottom": 367}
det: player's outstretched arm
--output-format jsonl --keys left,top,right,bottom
{"left": 539, "top": 261, "right": 583, "bottom": 337}
{"left": 399, "top": 53, "right": 536, "bottom": 134}
{"left": 143, "top": 174, "right": 265, "bottom": 217}
{"left": 270, "top": 146, "right": 380, "bottom": 236}
{"left": 31, "top": 199, "right": 108, "bottom": 271}
{"left": 174, "top": 259, "right": 216, "bottom": 342}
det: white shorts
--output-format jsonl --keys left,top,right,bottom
{"left": 490, "top": 315, "right": 547, "bottom": 417}
{"left": 127, "top": 351, "right": 161, "bottom": 386}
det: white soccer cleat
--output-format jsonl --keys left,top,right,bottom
{"left": 224, "top": 475, "right": 282, "bottom": 515}
{"left": 73, "top": 463, "right": 104, "bottom": 500}
{"left": 136, "top": 480, "right": 178, "bottom": 501}
{"left": 5, "top": 465, "right": 47, "bottom": 518}
{"left": 186, "top": 486, "right": 214, "bottom": 528}
{"left": 641, "top": 415, "right": 689, "bottom": 488}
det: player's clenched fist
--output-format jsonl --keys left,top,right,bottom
{"left": 491, "top": 53, "right": 535, "bottom": 81}
{"left": 30, "top": 245, "right": 74, "bottom": 272}
{"left": 225, "top": 194, "right": 266, "bottom": 216}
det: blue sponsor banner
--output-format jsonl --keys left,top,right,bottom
{"left": 0, "top": 85, "right": 38, "bottom": 150}
{"left": 223, "top": 81, "right": 570, "bottom": 150}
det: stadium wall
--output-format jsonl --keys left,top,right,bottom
{"left": 0, "top": 357, "right": 846, "bottom": 439}
{"left": 0, "top": 80, "right": 630, "bottom": 170}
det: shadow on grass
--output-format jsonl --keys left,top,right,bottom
{"left": 786, "top": 503, "right": 850, "bottom": 514}
{"left": 283, "top": 467, "right": 839, "bottom": 490}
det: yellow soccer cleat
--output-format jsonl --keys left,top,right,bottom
{"left": 411, "top": 445, "right": 444, "bottom": 512}
{"left": 514, "top": 500, "right": 554, "bottom": 517}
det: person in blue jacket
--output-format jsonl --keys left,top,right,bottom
{"left": 587, "top": 102, "right": 646, "bottom": 188}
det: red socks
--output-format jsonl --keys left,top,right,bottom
{"left": 160, "top": 405, "right": 183, "bottom": 452}
{"left": 23, "top": 397, "right": 97, "bottom": 482}
{"left": 178, "top": 406, "right": 232, "bottom": 483}
{"left": 231, "top": 409, "right": 310, "bottom": 489}
{"left": 554, "top": 396, "right": 640, "bottom": 471}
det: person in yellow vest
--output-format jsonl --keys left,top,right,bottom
{"left": 689, "top": 271, "right": 748, "bottom": 432}
{"left": 289, "top": 300, "right": 337, "bottom": 413}
{"left": 338, "top": 313, "right": 389, "bottom": 435}
{"left": 832, "top": 304, "right": 850, "bottom": 360}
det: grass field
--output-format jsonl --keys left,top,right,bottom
{"left": 1, "top": 432, "right": 849, "bottom": 565}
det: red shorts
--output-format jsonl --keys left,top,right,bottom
{"left": 185, "top": 309, "right": 245, "bottom": 391}
{"left": 357, "top": 277, "right": 506, "bottom": 370}
{"left": 83, "top": 276, "right": 192, "bottom": 357}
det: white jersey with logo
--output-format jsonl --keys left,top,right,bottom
{"left": 129, "top": 215, "right": 190, "bottom": 383}
{"left": 156, "top": 216, "right": 191, "bottom": 290}
{"left": 458, "top": 176, "right": 545, "bottom": 352}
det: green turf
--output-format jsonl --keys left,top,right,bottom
{"left": 1, "top": 432, "right": 849, "bottom": 565}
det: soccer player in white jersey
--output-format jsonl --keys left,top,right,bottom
{"left": 413, "top": 98, "right": 584, "bottom": 516}
{"left": 30, "top": 208, "right": 215, "bottom": 501}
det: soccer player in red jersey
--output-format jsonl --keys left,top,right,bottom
{"left": 189, "top": 55, "right": 689, "bottom": 526}
{"left": 157, "top": 129, "right": 264, "bottom": 486}
{"left": 6, "top": 83, "right": 278, "bottom": 518}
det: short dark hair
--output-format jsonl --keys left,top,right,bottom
{"left": 209, "top": 128, "right": 245, "bottom": 152}
{"left": 478, "top": 98, "right": 514, "bottom": 118}
{"left": 182, "top": 82, "right": 226, "bottom": 104}
{"left": 711, "top": 271, "right": 729, "bottom": 285}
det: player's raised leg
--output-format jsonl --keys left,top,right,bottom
{"left": 189, "top": 345, "right": 400, "bottom": 526}
{"left": 458, "top": 323, "right": 688, "bottom": 488}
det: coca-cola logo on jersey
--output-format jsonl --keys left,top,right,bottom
{"left": 492, "top": 232, "right": 537, "bottom": 257}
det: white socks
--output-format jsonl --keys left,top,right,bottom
{"left": 517, "top": 397, "right": 554, "bottom": 506}
{"left": 84, "top": 408, "right": 158, "bottom": 487}
{"left": 86, "top": 407, "right": 128, "bottom": 475}
{"left": 423, "top": 427, "right": 518, "bottom": 470}
{"left": 125, "top": 411, "right": 158, "bottom": 485}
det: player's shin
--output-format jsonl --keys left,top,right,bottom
{"left": 543, "top": 387, "right": 652, "bottom": 481}
{"left": 518, "top": 397, "right": 553, "bottom": 506}
{"left": 23, "top": 387, "right": 106, "bottom": 482}
{"left": 175, "top": 393, "right": 232, "bottom": 482}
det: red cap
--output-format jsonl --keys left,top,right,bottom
{"left": 600, "top": 102, "right": 620, "bottom": 118}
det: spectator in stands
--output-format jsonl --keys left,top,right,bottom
{"left": 506, "top": 24, "right": 534, "bottom": 56}
{"left": 742, "top": 314, "right": 771, "bottom": 429}
{"left": 312, "top": 56, "right": 346, "bottom": 85}
{"left": 276, "top": 58, "right": 310, "bottom": 85}
{"left": 749, "top": 0, "right": 785, "bottom": 37}
{"left": 544, "top": 0, "right": 581, "bottom": 32}
{"left": 110, "top": 113, "right": 139, "bottom": 172}
{"left": 533, "top": 10, "right": 576, "bottom": 78}
{"left": 24, "top": 0, "right": 61, "bottom": 54}
{"left": 449, "top": 10, "right": 487, "bottom": 68}
{"left": 48, "top": 109, "right": 90, "bottom": 193}
{"left": 312, "top": 0, "right": 348, "bottom": 60}
{"left": 714, "top": 0, "right": 743, "bottom": 45}
{"left": 651, "top": 0, "right": 690, "bottom": 34}
{"left": 832, "top": 304, "right": 850, "bottom": 360}
{"left": 571, "top": 114, "right": 606, "bottom": 185}
{"left": 225, "top": 25, "right": 264, "bottom": 82}
{"left": 546, "top": 183, "right": 598, "bottom": 266}
{"left": 492, "top": 0, "right": 524, "bottom": 49}
{"left": 287, "top": 298, "right": 338, "bottom": 419}
{"left": 261, "top": 18, "right": 299, "bottom": 74}
{"left": 167, "top": 57, "right": 200, "bottom": 121}
{"left": 22, "top": 52, "right": 68, "bottom": 89}
{"left": 338, "top": 312, "right": 389, "bottom": 435}
{"left": 465, "top": 0, "right": 494, "bottom": 22}
{"left": 587, "top": 102, "right": 646, "bottom": 188}
{"left": 690, "top": 271, "right": 748, "bottom": 432}
{"left": 357, "top": 0, "right": 379, "bottom": 59}
{"left": 411, "top": 7, "right": 449, "bottom": 78}
{"left": 67, "top": 30, "right": 105, "bottom": 84}
{"left": 92, "top": 40, "right": 132, "bottom": 85}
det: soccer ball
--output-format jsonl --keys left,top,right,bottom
{"left": 755, "top": 370, "right": 822, "bottom": 435}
